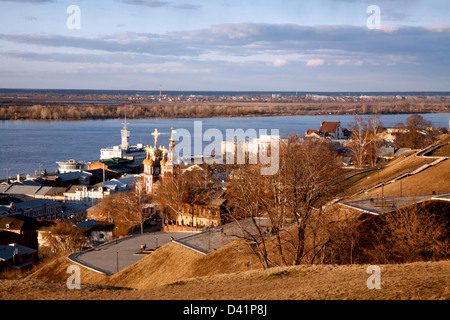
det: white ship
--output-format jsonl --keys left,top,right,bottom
{"left": 100, "top": 106, "right": 146, "bottom": 163}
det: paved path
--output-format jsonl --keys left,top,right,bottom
{"left": 69, "top": 228, "right": 193, "bottom": 275}
{"left": 341, "top": 192, "right": 450, "bottom": 215}
{"left": 69, "top": 219, "right": 275, "bottom": 275}
{"left": 175, "top": 218, "right": 273, "bottom": 254}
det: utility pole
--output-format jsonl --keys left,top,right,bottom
{"left": 400, "top": 172, "right": 403, "bottom": 198}
{"left": 5, "top": 168, "right": 10, "bottom": 182}
{"left": 12, "top": 244, "right": 18, "bottom": 278}
{"left": 116, "top": 227, "right": 119, "bottom": 273}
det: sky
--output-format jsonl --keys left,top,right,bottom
{"left": 0, "top": 0, "right": 449, "bottom": 91}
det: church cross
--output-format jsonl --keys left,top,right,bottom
{"left": 151, "top": 128, "right": 161, "bottom": 147}
{"left": 160, "top": 145, "right": 168, "bottom": 157}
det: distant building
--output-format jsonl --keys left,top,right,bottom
{"left": 221, "top": 134, "right": 286, "bottom": 161}
{"left": 43, "top": 171, "right": 93, "bottom": 187}
{"left": 64, "top": 185, "right": 110, "bottom": 205}
{"left": 305, "top": 121, "right": 351, "bottom": 141}
{"left": 0, "top": 215, "right": 50, "bottom": 249}
{"left": 0, "top": 230, "right": 20, "bottom": 246}
{"left": 377, "top": 146, "right": 412, "bottom": 160}
{"left": 56, "top": 159, "right": 91, "bottom": 173}
{"left": 86, "top": 203, "right": 157, "bottom": 223}
{"left": 2, "top": 199, "right": 63, "bottom": 220}
{"left": 0, "top": 243, "right": 37, "bottom": 271}
{"left": 0, "top": 182, "right": 66, "bottom": 201}
{"left": 141, "top": 128, "right": 179, "bottom": 194}
{"left": 98, "top": 175, "right": 140, "bottom": 192}
{"left": 86, "top": 204, "right": 110, "bottom": 222}
{"left": 319, "top": 121, "right": 344, "bottom": 139}
{"left": 164, "top": 189, "right": 226, "bottom": 232}
{"left": 89, "top": 158, "right": 140, "bottom": 178}
{"left": 75, "top": 220, "right": 115, "bottom": 247}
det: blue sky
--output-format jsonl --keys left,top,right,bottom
{"left": 0, "top": 0, "right": 449, "bottom": 91}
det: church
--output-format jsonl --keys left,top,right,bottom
{"left": 141, "top": 127, "right": 178, "bottom": 194}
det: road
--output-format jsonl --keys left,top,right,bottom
{"left": 69, "top": 227, "right": 193, "bottom": 275}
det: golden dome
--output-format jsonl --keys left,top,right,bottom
{"left": 143, "top": 158, "right": 154, "bottom": 167}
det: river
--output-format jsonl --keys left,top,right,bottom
{"left": 0, "top": 113, "right": 449, "bottom": 178}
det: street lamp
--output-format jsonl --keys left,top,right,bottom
{"left": 116, "top": 227, "right": 119, "bottom": 273}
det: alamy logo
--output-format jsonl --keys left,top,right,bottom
{"left": 66, "top": 265, "right": 81, "bottom": 290}
{"left": 173, "top": 121, "right": 280, "bottom": 175}
{"left": 366, "top": 5, "right": 381, "bottom": 30}
{"left": 66, "top": 5, "right": 81, "bottom": 30}
{"left": 366, "top": 265, "right": 381, "bottom": 289}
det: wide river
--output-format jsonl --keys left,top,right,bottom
{"left": 0, "top": 113, "right": 449, "bottom": 178}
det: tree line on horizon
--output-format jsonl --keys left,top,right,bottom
{"left": 0, "top": 100, "right": 448, "bottom": 120}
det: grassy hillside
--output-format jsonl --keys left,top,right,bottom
{"left": 3, "top": 260, "right": 449, "bottom": 300}
{"left": 352, "top": 158, "right": 450, "bottom": 200}
{"left": 26, "top": 239, "right": 262, "bottom": 290}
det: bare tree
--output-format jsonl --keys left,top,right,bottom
{"left": 358, "top": 201, "right": 449, "bottom": 264}
{"left": 348, "top": 115, "right": 383, "bottom": 168}
{"left": 225, "top": 164, "right": 275, "bottom": 269}
{"left": 154, "top": 166, "right": 218, "bottom": 228}
{"left": 225, "top": 137, "right": 344, "bottom": 267}
{"left": 41, "top": 222, "right": 86, "bottom": 255}
{"left": 282, "top": 139, "right": 344, "bottom": 265}
{"left": 97, "top": 180, "right": 149, "bottom": 236}
{"left": 394, "top": 114, "right": 436, "bottom": 149}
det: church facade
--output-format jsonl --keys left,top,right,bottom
{"left": 141, "top": 128, "right": 178, "bottom": 194}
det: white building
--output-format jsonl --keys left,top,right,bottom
{"left": 63, "top": 185, "right": 110, "bottom": 205}
{"left": 221, "top": 134, "right": 283, "bottom": 161}
{"left": 56, "top": 159, "right": 91, "bottom": 173}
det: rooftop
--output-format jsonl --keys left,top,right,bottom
{"left": 319, "top": 121, "right": 340, "bottom": 133}
{"left": 0, "top": 243, "right": 37, "bottom": 261}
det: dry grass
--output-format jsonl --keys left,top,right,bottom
{"left": 26, "top": 255, "right": 109, "bottom": 285}
{"left": 2, "top": 260, "right": 449, "bottom": 300}
{"left": 7, "top": 222, "right": 450, "bottom": 300}
{"left": 107, "top": 240, "right": 261, "bottom": 290}
{"left": 348, "top": 151, "right": 449, "bottom": 200}
{"left": 428, "top": 144, "right": 450, "bottom": 157}
{"left": 358, "top": 159, "right": 450, "bottom": 199}
{"left": 26, "top": 239, "right": 261, "bottom": 290}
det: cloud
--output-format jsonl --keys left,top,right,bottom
{"left": 272, "top": 59, "right": 287, "bottom": 67}
{"left": 0, "top": 0, "right": 54, "bottom": 2}
{"left": 115, "top": 0, "right": 201, "bottom": 10}
{"left": 306, "top": 59, "right": 324, "bottom": 67}
{"left": 3, "top": 23, "right": 449, "bottom": 57}
{"left": 24, "top": 16, "right": 38, "bottom": 21}
{"left": 172, "top": 4, "right": 201, "bottom": 10}
{"left": 1, "top": 22, "right": 448, "bottom": 73}
{"left": 115, "top": 0, "right": 169, "bottom": 8}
